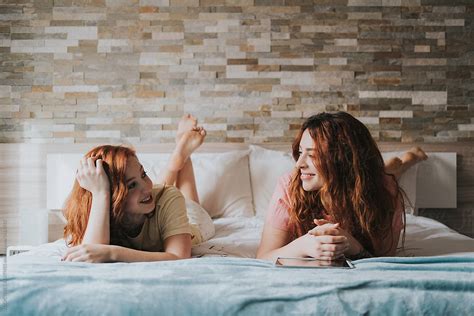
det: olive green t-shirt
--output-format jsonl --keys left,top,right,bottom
{"left": 122, "top": 185, "right": 191, "bottom": 252}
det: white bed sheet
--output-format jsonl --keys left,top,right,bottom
{"left": 8, "top": 214, "right": 474, "bottom": 263}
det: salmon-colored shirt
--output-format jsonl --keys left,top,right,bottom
{"left": 265, "top": 172, "right": 404, "bottom": 248}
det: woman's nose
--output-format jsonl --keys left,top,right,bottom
{"left": 295, "top": 154, "right": 307, "bottom": 168}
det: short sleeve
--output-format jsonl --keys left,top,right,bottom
{"left": 265, "top": 172, "right": 293, "bottom": 232}
{"left": 157, "top": 186, "right": 192, "bottom": 241}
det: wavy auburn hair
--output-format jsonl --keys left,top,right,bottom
{"left": 63, "top": 145, "right": 137, "bottom": 246}
{"left": 288, "top": 112, "right": 405, "bottom": 256}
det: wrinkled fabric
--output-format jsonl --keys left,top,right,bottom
{"left": 2, "top": 255, "right": 474, "bottom": 315}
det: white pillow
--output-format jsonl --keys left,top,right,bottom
{"left": 135, "top": 151, "right": 255, "bottom": 218}
{"left": 381, "top": 151, "right": 419, "bottom": 214}
{"left": 47, "top": 150, "right": 255, "bottom": 219}
{"left": 249, "top": 145, "right": 294, "bottom": 218}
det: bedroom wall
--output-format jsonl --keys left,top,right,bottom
{"left": 0, "top": 1, "right": 473, "bottom": 253}
{"left": 0, "top": 0, "right": 473, "bottom": 144}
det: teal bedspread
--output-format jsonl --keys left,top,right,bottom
{"left": 2, "top": 255, "right": 474, "bottom": 315}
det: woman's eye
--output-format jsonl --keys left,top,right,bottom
{"left": 127, "top": 182, "right": 136, "bottom": 190}
{"left": 142, "top": 171, "right": 148, "bottom": 178}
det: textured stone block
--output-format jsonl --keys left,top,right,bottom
{"left": 0, "top": 0, "right": 472, "bottom": 144}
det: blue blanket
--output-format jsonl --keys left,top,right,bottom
{"left": 2, "top": 255, "right": 474, "bottom": 315}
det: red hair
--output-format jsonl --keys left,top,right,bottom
{"left": 288, "top": 112, "right": 405, "bottom": 256}
{"left": 63, "top": 145, "right": 137, "bottom": 246}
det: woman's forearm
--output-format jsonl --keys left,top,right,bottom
{"left": 257, "top": 237, "right": 306, "bottom": 262}
{"left": 110, "top": 246, "right": 186, "bottom": 262}
{"left": 82, "top": 192, "right": 110, "bottom": 245}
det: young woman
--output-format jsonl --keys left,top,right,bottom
{"left": 257, "top": 112, "right": 427, "bottom": 262}
{"left": 62, "top": 115, "right": 214, "bottom": 263}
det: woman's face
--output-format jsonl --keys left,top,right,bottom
{"left": 296, "top": 129, "right": 324, "bottom": 191}
{"left": 123, "top": 156, "right": 155, "bottom": 215}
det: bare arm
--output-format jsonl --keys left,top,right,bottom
{"left": 112, "top": 233, "right": 191, "bottom": 262}
{"left": 256, "top": 224, "right": 348, "bottom": 262}
{"left": 81, "top": 192, "right": 110, "bottom": 245}
{"left": 76, "top": 157, "right": 111, "bottom": 245}
{"left": 64, "top": 233, "right": 192, "bottom": 263}
{"left": 256, "top": 225, "right": 301, "bottom": 261}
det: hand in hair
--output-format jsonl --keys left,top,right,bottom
{"left": 309, "top": 219, "right": 364, "bottom": 257}
{"left": 76, "top": 157, "right": 110, "bottom": 196}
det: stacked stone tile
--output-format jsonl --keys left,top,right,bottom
{"left": 0, "top": 0, "right": 472, "bottom": 143}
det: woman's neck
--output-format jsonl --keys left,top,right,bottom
{"left": 122, "top": 213, "right": 147, "bottom": 238}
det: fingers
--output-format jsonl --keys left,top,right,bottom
{"left": 77, "top": 157, "right": 105, "bottom": 177}
{"left": 308, "top": 226, "right": 340, "bottom": 236}
{"left": 63, "top": 245, "right": 81, "bottom": 261}
{"left": 78, "top": 157, "right": 97, "bottom": 172}
{"left": 315, "top": 234, "right": 347, "bottom": 244}
{"left": 314, "top": 218, "right": 330, "bottom": 225}
{"left": 87, "top": 157, "right": 95, "bottom": 169}
{"left": 63, "top": 245, "right": 92, "bottom": 263}
{"left": 311, "top": 244, "right": 348, "bottom": 260}
{"left": 95, "top": 158, "right": 104, "bottom": 173}
{"left": 308, "top": 223, "right": 340, "bottom": 236}
{"left": 319, "top": 243, "right": 349, "bottom": 258}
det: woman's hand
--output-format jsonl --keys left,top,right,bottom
{"left": 296, "top": 231, "right": 348, "bottom": 261}
{"left": 63, "top": 244, "right": 115, "bottom": 263}
{"left": 310, "top": 219, "right": 363, "bottom": 256}
{"left": 76, "top": 157, "right": 110, "bottom": 196}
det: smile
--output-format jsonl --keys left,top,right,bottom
{"left": 140, "top": 195, "right": 153, "bottom": 204}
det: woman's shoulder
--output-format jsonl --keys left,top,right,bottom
{"left": 277, "top": 171, "right": 293, "bottom": 188}
{"left": 152, "top": 184, "right": 184, "bottom": 204}
{"left": 270, "top": 171, "right": 293, "bottom": 207}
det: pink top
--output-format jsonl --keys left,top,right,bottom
{"left": 265, "top": 172, "right": 404, "bottom": 247}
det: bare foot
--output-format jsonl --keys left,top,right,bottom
{"left": 168, "top": 127, "right": 207, "bottom": 171}
{"left": 386, "top": 147, "right": 428, "bottom": 179}
{"left": 176, "top": 114, "right": 197, "bottom": 143}
{"left": 403, "top": 146, "right": 428, "bottom": 163}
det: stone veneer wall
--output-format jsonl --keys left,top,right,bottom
{"left": 0, "top": 0, "right": 473, "bottom": 144}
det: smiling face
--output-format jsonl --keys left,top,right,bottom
{"left": 295, "top": 129, "right": 324, "bottom": 191}
{"left": 123, "top": 156, "right": 155, "bottom": 216}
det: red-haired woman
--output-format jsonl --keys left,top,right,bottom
{"left": 62, "top": 115, "right": 214, "bottom": 263}
{"left": 257, "top": 112, "right": 427, "bottom": 261}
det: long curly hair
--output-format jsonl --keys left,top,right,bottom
{"left": 63, "top": 145, "right": 137, "bottom": 246}
{"left": 288, "top": 112, "right": 405, "bottom": 255}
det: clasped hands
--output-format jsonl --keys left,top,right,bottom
{"left": 303, "top": 219, "right": 362, "bottom": 261}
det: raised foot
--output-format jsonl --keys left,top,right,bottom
{"left": 168, "top": 127, "right": 207, "bottom": 171}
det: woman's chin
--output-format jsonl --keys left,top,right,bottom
{"left": 144, "top": 207, "right": 155, "bottom": 214}
{"left": 302, "top": 182, "right": 321, "bottom": 192}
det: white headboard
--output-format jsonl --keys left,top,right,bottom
{"left": 416, "top": 153, "right": 457, "bottom": 208}
{"left": 47, "top": 151, "right": 457, "bottom": 211}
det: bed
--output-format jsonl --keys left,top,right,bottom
{"left": 2, "top": 144, "right": 474, "bottom": 315}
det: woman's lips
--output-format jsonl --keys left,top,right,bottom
{"left": 300, "top": 173, "right": 315, "bottom": 180}
{"left": 140, "top": 195, "right": 153, "bottom": 204}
